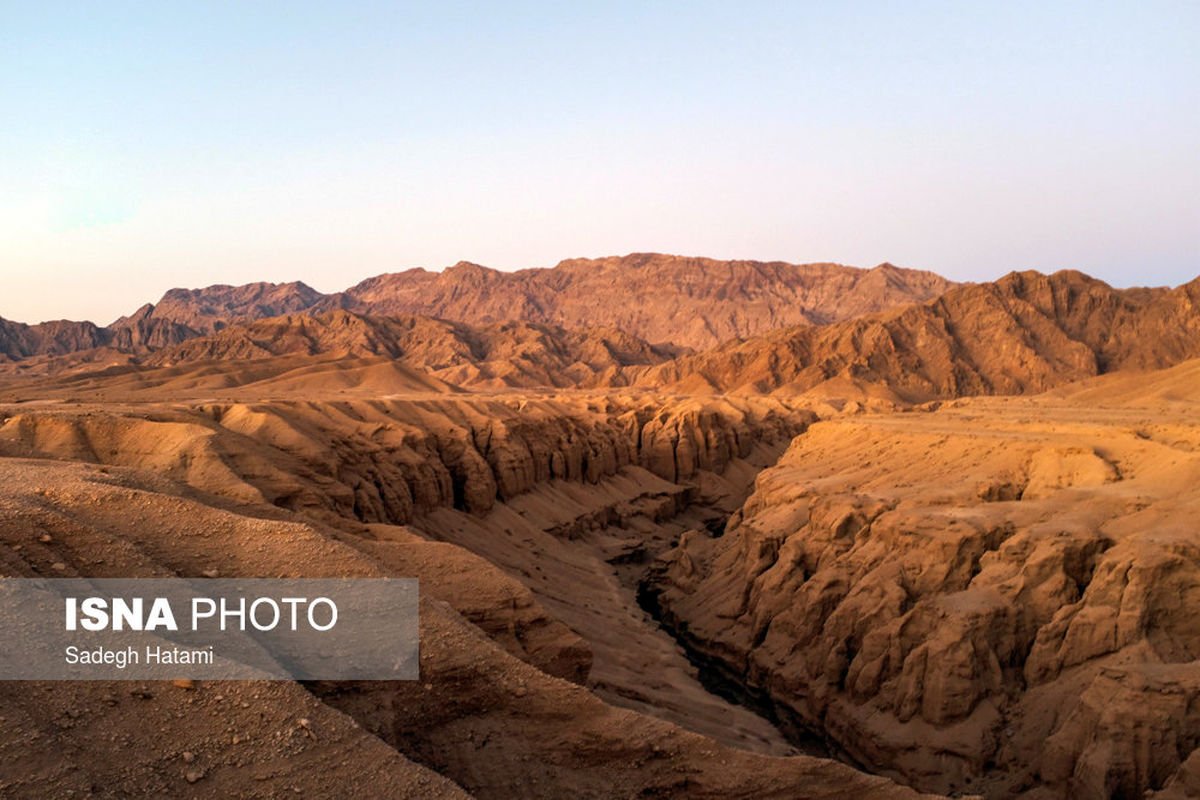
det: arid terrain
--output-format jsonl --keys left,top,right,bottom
{"left": 1, "top": 254, "right": 1197, "bottom": 799}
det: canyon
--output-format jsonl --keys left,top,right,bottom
{"left": 0, "top": 255, "right": 1197, "bottom": 798}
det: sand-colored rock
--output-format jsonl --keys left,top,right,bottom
{"left": 645, "top": 371, "right": 1200, "bottom": 798}
{"left": 0, "top": 394, "right": 811, "bottom": 527}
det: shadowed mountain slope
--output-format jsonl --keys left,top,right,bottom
{"left": 108, "top": 280, "right": 326, "bottom": 348}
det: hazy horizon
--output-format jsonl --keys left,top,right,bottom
{"left": 3, "top": 2, "right": 1197, "bottom": 324}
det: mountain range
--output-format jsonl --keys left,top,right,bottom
{"left": 0, "top": 253, "right": 955, "bottom": 359}
{"left": 6, "top": 255, "right": 1199, "bottom": 405}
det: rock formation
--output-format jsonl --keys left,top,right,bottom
{"left": 4, "top": 255, "right": 1198, "bottom": 799}
{"left": 0, "top": 394, "right": 812, "bottom": 526}
{"left": 0, "top": 456, "right": 929, "bottom": 799}
{"left": 108, "top": 280, "right": 326, "bottom": 346}
{"left": 643, "top": 371, "right": 1200, "bottom": 798}
{"left": 0, "top": 316, "right": 109, "bottom": 359}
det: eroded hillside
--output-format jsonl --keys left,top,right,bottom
{"left": 627, "top": 271, "right": 1200, "bottom": 399}
{"left": 642, "top": 367, "right": 1200, "bottom": 798}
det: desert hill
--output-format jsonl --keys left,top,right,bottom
{"left": 0, "top": 389, "right": 936, "bottom": 799}
{"left": 0, "top": 281, "right": 323, "bottom": 358}
{"left": 0, "top": 455, "right": 929, "bottom": 799}
{"left": 0, "top": 309, "right": 674, "bottom": 397}
{"left": 8, "top": 269, "right": 1200, "bottom": 404}
{"left": 4, "top": 258, "right": 1200, "bottom": 799}
{"left": 627, "top": 270, "right": 1200, "bottom": 400}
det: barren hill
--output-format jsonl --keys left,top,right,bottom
{"left": 0, "top": 281, "right": 324, "bottom": 357}
{"left": 628, "top": 270, "right": 1200, "bottom": 400}
{"left": 5, "top": 261, "right": 1200, "bottom": 798}
{"left": 320, "top": 253, "right": 957, "bottom": 350}
{"left": 0, "top": 393, "right": 929, "bottom": 799}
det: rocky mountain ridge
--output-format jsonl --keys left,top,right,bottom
{"left": 0, "top": 253, "right": 957, "bottom": 359}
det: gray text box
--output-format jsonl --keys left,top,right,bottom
{"left": 0, "top": 578, "right": 418, "bottom": 680}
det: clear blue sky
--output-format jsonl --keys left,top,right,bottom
{"left": 1, "top": 1, "right": 1196, "bottom": 323}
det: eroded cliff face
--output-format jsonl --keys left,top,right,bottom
{"left": 0, "top": 395, "right": 812, "bottom": 529}
{"left": 644, "top": 395, "right": 1200, "bottom": 799}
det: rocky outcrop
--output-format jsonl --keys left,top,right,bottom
{"left": 644, "top": 394, "right": 1200, "bottom": 798}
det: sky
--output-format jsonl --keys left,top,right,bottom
{"left": 1, "top": 1, "right": 1197, "bottom": 324}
